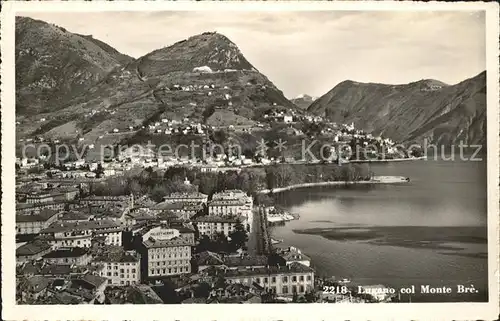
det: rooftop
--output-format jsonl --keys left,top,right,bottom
{"left": 41, "top": 219, "right": 123, "bottom": 234}
{"left": 208, "top": 199, "right": 246, "bottom": 206}
{"left": 223, "top": 255, "right": 268, "bottom": 268}
{"left": 280, "top": 248, "right": 311, "bottom": 262}
{"left": 16, "top": 240, "right": 52, "bottom": 257}
{"left": 18, "top": 275, "right": 50, "bottom": 293}
{"left": 16, "top": 200, "right": 68, "bottom": 210}
{"left": 164, "top": 192, "right": 208, "bottom": 199}
{"left": 194, "top": 251, "right": 224, "bottom": 266}
{"left": 195, "top": 216, "right": 240, "bottom": 223}
{"left": 58, "top": 210, "right": 92, "bottom": 221}
{"left": 153, "top": 201, "right": 203, "bottom": 211}
{"left": 71, "top": 274, "right": 107, "bottom": 290}
{"left": 93, "top": 247, "right": 140, "bottom": 263}
{"left": 16, "top": 209, "right": 60, "bottom": 223}
{"left": 143, "top": 235, "right": 195, "bottom": 248}
{"left": 42, "top": 247, "right": 89, "bottom": 259}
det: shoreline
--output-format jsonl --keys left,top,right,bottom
{"left": 257, "top": 176, "right": 410, "bottom": 194}
{"left": 347, "top": 156, "right": 427, "bottom": 163}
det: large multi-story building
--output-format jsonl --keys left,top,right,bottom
{"left": 25, "top": 187, "right": 79, "bottom": 204}
{"left": 223, "top": 262, "right": 315, "bottom": 296}
{"left": 152, "top": 201, "right": 203, "bottom": 220}
{"left": 208, "top": 190, "right": 253, "bottom": 231}
{"left": 80, "top": 195, "right": 134, "bottom": 208}
{"left": 208, "top": 199, "right": 246, "bottom": 216}
{"left": 194, "top": 216, "right": 240, "bottom": 238}
{"left": 16, "top": 209, "right": 60, "bottom": 235}
{"left": 16, "top": 201, "right": 68, "bottom": 214}
{"left": 140, "top": 226, "right": 195, "bottom": 279}
{"left": 277, "top": 246, "right": 311, "bottom": 267}
{"left": 92, "top": 247, "right": 141, "bottom": 286}
{"left": 162, "top": 192, "right": 208, "bottom": 204}
{"left": 16, "top": 240, "right": 53, "bottom": 265}
{"left": 40, "top": 219, "right": 123, "bottom": 248}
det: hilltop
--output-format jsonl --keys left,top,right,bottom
{"left": 15, "top": 17, "right": 133, "bottom": 116}
{"left": 15, "top": 20, "right": 298, "bottom": 142}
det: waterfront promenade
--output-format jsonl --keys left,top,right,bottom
{"left": 257, "top": 176, "right": 410, "bottom": 194}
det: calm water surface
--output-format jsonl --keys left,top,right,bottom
{"left": 271, "top": 159, "right": 488, "bottom": 302}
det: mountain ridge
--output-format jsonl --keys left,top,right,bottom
{"left": 15, "top": 18, "right": 298, "bottom": 141}
{"left": 307, "top": 71, "right": 486, "bottom": 146}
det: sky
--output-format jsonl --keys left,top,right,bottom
{"left": 20, "top": 11, "right": 486, "bottom": 98}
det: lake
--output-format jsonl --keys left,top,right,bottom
{"left": 271, "top": 158, "right": 488, "bottom": 302}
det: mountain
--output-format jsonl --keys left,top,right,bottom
{"left": 291, "top": 94, "right": 317, "bottom": 109}
{"left": 308, "top": 72, "right": 486, "bottom": 146}
{"left": 15, "top": 21, "right": 298, "bottom": 141}
{"left": 15, "top": 17, "right": 133, "bottom": 117}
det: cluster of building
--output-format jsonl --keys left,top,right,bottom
{"left": 15, "top": 176, "right": 318, "bottom": 304}
{"left": 148, "top": 119, "right": 206, "bottom": 136}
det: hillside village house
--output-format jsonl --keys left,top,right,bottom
{"left": 140, "top": 226, "right": 195, "bottom": 279}
{"left": 283, "top": 115, "right": 293, "bottom": 123}
{"left": 40, "top": 219, "right": 123, "bottom": 248}
{"left": 92, "top": 248, "right": 141, "bottom": 286}
{"left": 16, "top": 209, "right": 60, "bottom": 235}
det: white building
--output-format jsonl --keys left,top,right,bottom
{"left": 16, "top": 210, "right": 60, "bottom": 235}
{"left": 194, "top": 216, "right": 240, "bottom": 238}
{"left": 208, "top": 190, "right": 253, "bottom": 231}
{"left": 162, "top": 192, "right": 208, "bottom": 204}
{"left": 93, "top": 248, "right": 141, "bottom": 286}
{"left": 141, "top": 227, "right": 195, "bottom": 279}
{"left": 40, "top": 219, "right": 123, "bottom": 248}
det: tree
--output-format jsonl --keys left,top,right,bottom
{"left": 228, "top": 220, "right": 248, "bottom": 252}
{"left": 210, "top": 129, "right": 228, "bottom": 146}
{"left": 194, "top": 282, "right": 212, "bottom": 298}
{"left": 196, "top": 235, "right": 212, "bottom": 253}
{"left": 267, "top": 252, "right": 286, "bottom": 267}
{"left": 255, "top": 193, "right": 273, "bottom": 206}
{"left": 198, "top": 173, "right": 218, "bottom": 195}
{"left": 304, "top": 290, "right": 318, "bottom": 303}
{"left": 150, "top": 184, "right": 169, "bottom": 202}
{"left": 164, "top": 166, "right": 186, "bottom": 181}
{"left": 214, "top": 232, "right": 230, "bottom": 253}
{"left": 265, "top": 167, "right": 277, "bottom": 189}
{"left": 214, "top": 275, "right": 226, "bottom": 290}
{"left": 155, "top": 281, "right": 181, "bottom": 304}
{"left": 95, "top": 163, "right": 104, "bottom": 178}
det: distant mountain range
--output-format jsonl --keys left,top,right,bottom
{"left": 290, "top": 94, "right": 317, "bottom": 109}
{"left": 16, "top": 16, "right": 487, "bottom": 147}
{"left": 308, "top": 73, "right": 486, "bottom": 146}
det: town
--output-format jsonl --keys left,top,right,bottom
{"left": 15, "top": 114, "right": 409, "bottom": 304}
